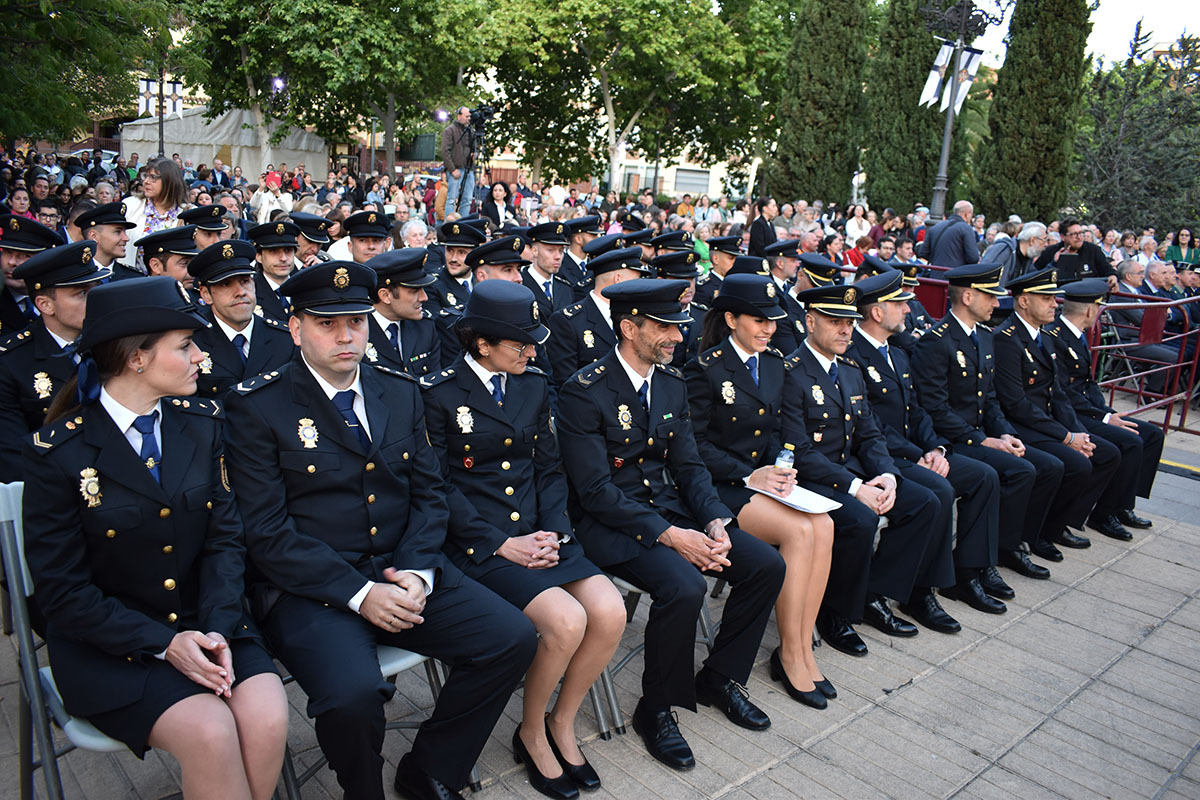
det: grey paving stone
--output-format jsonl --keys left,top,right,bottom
{"left": 1074, "top": 567, "right": 1188, "bottom": 619}
{"left": 1038, "top": 587, "right": 1159, "bottom": 645}
{"left": 961, "top": 764, "right": 1072, "bottom": 799}
{"left": 1109, "top": 550, "right": 1200, "bottom": 594}
{"left": 995, "top": 612, "right": 1125, "bottom": 676}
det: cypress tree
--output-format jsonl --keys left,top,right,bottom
{"left": 861, "top": 0, "right": 946, "bottom": 213}
{"left": 769, "top": 0, "right": 870, "bottom": 204}
{"left": 975, "top": 0, "right": 1092, "bottom": 221}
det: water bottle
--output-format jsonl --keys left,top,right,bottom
{"left": 774, "top": 443, "right": 795, "bottom": 470}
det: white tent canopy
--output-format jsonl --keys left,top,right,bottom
{"left": 119, "top": 106, "right": 328, "bottom": 176}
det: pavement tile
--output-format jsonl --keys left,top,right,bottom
{"left": 1038, "top": 586, "right": 1159, "bottom": 645}
{"left": 995, "top": 612, "right": 1125, "bottom": 675}
{"left": 963, "top": 764, "right": 1073, "bottom": 799}
{"left": 1001, "top": 737, "right": 1129, "bottom": 799}
{"left": 1109, "top": 550, "right": 1200, "bottom": 594}
{"left": 1074, "top": 567, "right": 1188, "bottom": 619}
{"left": 1037, "top": 718, "right": 1172, "bottom": 793}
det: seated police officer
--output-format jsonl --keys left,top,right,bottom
{"left": 180, "top": 204, "right": 229, "bottom": 251}
{"left": 546, "top": 247, "right": 653, "bottom": 385}
{"left": 994, "top": 267, "right": 1123, "bottom": 552}
{"left": 222, "top": 261, "right": 537, "bottom": 800}
{"left": 187, "top": 240, "right": 294, "bottom": 398}
{"left": 344, "top": 209, "right": 392, "bottom": 265}
{"left": 557, "top": 279, "right": 785, "bottom": 770}
{"left": 0, "top": 241, "right": 109, "bottom": 480}
{"left": 289, "top": 211, "right": 333, "bottom": 268}
{"left": 135, "top": 226, "right": 201, "bottom": 302}
{"left": 654, "top": 250, "right": 707, "bottom": 368}
{"left": 522, "top": 221, "right": 576, "bottom": 318}
{"left": 246, "top": 220, "right": 299, "bottom": 321}
{"left": 779, "top": 283, "right": 942, "bottom": 654}
{"left": 1044, "top": 278, "right": 1162, "bottom": 534}
{"left": 75, "top": 202, "right": 136, "bottom": 277}
{"left": 693, "top": 234, "right": 741, "bottom": 309}
{"left": 847, "top": 270, "right": 1009, "bottom": 615}
{"left": 0, "top": 215, "right": 64, "bottom": 333}
{"left": 910, "top": 263, "right": 1058, "bottom": 581}
{"left": 363, "top": 248, "right": 442, "bottom": 378}
{"left": 560, "top": 215, "right": 604, "bottom": 300}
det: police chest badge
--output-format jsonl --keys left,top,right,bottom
{"left": 721, "top": 381, "right": 736, "bottom": 404}
{"left": 811, "top": 384, "right": 825, "bottom": 405}
{"left": 254, "top": 305, "right": 264, "bottom": 317}
{"left": 617, "top": 404, "right": 633, "bottom": 430}
{"left": 298, "top": 418, "right": 319, "bottom": 449}
{"left": 867, "top": 365, "right": 882, "bottom": 383}
{"left": 33, "top": 371, "right": 52, "bottom": 399}
{"left": 956, "top": 350, "right": 967, "bottom": 369}
{"left": 813, "top": 431, "right": 823, "bottom": 443}
{"left": 79, "top": 467, "right": 101, "bottom": 508}
{"left": 446, "top": 291, "right": 458, "bottom": 307}
{"left": 456, "top": 406, "right": 475, "bottom": 434}
{"left": 364, "top": 342, "right": 379, "bottom": 362}
{"left": 583, "top": 329, "right": 596, "bottom": 349}
{"left": 198, "top": 352, "right": 213, "bottom": 374}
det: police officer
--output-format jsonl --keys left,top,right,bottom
{"left": 424, "top": 220, "right": 487, "bottom": 315}
{"left": 0, "top": 214, "right": 64, "bottom": 332}
{"left": 653, "top": 250, "right": 707, "bottom": 368}
{"left": 22, "top": 275, "right": 288, "bottom": 794}
{"left": 760, "top": 241, "right": 804, "bottom": 353}
{"left": 76, "top": 202, "right": 137, "bottom": 277}
{"left": 247, "top": 219, "right": 300, "bottom": 321}
{"left": 0, "top": 241, "right": 110, "bottom": 480}
{"left": 910, "top": 263, "right": 1061, "bottom": 580}
{"left": 522, "top": 221, "right": 575, "bottom": 318}
{"left": 650, "top": 229, "right": 694, "bottom": 255}
{"left": 187, "top": 240, "right": 294, "bottom": 398}
{"left": 895, "top": 261, "right": 937, "bottom": 347}
{"left": 545, "top": 247, "right": 653, "bottom": 385}
{"left": 180, "top": 204, "right": 229, "bottom": 251}
{"left": 557, "top": 278, "right": 785, "bottom": 770}
{"left": 848, "top": 270, "right": 1009, "bottom": 615}
{"left": 344, "top": 209, "right": 392, "bottom": 265}
{"left": 693, "top": 235, "right": 740, "bottom": 309}
{"left": 1045, "top": 278, "right": 1162, "bottom": 534}
{"left": 363, "top": 247, "right": 442, "bottom": 378}
{"left": 994, "top": 267, "right": 1123, "bottom": 551}
{"left": 290, "top": 211, "right": 334, "bottom": 268}
{"left": 560, "top": 215, "right": 603, "bottom": 300}
{"left": 136, "top": 226, "right": 200, "bottom": 300}
{"left": 780, "top": 283, "right": 943, "bottom": 655}
{"left": 222, "top": 260, "right": 537, "bottom": 800}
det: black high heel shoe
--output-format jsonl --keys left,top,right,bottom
{"left": 512, "top": 727, "right": 579, "bottom": 800}
{"left": 769, "top": 648, "right": 827, "bottom": 709}
{"left": 546, "top": 718, "right": 601, "bottom": 791}
{"left": 813, "top": 676, "right": 837, "bottom": 699}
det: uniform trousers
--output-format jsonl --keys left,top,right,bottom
{"left": 1017, "top": 432, "right": 1121, "bottom": 540}
{"left": 1079, "top": 416, "right": 1163, "bottom": 510}
{"left": 261, "top": 567, "right": 537, "bottom": 799}
{"left": 955, "top": 443, "right": 1054, "bottom": 549}
{"left": 805, "top": 478, "right": 939, "bottom": 616}
{"left": 604, "top": 523, "right": 784, "bottom": 711}
{"left": 894, "top": 453, "right": 999, "bottom": 573}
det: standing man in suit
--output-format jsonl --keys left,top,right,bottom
{"left": 779, "top": 283, "right": 944, "bottom": 654}
{"left": 522, "top": 221, "right": 575, "bottom": 319}
{"left": 993, "top": 268, "right": 1124, "bottom": 552}
{"left": 0, "top": 214, "right": 64, "bottom": 333}
{"left": 1045, "top": 278, "right": 1162, "bottom": 533}
{"left": 223, "top": 260, "right": 537, "bottom": 800}
{"left": 748, "top": 198, "right": 779, "bottom": 257}
{"left": 247, "top": 220, "right": 299, "bottom": 322}
{"left": 848, "top": 271, "right": 1009, "bottom": 615}
{"left": 76, "top": 202, "right": 137, "bottom": 278}
{"left": 919, "top": 201, "right": 979, "bottom": 267}
{"left": 187, "top": 239, "right": 294, "bottom": 398}
{"left": 364, "top": 248, "right": 442, "bottom": 378}
{"left": 558, "top": 279, "right": 785, "bottom": 769}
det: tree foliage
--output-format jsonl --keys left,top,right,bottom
{"left": 1, "top": 0, "right": 170, "bottom": 142}
{"left": 769, "top": 0, "right": 870, "bottom": 204}
{"left": 974, "top": 0, "right": 1091, "bottom": 221}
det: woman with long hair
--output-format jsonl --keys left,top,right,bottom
{"left": 844, "top": 204, "right": 870, "bottom": 246}
{"left": 9, "top": 186, "right": 35, "bottom": 220}
{"left": 1166, "top": 228, "right": 1199, "bottom": 264}
{"left": 121, "top": 156, "right": 187, "bottom": 270}
{"left": 26, "top": 275, "right": 288, "bottom": 799}
{"left": 686, "top": 274, "right": 835, "bottom": 708}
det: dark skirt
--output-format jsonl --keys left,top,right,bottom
{"left": 450, "top": 541, "right": 601, "bottom": 609}
{"left": 85, "top": 639, "right": 278, "bottom": 756}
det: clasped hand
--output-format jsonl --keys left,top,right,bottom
{"left": 497, "top": 531, "right": 561, "bottom": 569}
{"left": 660, "top": 523, "right": 732, "bottom": 572}
{"left": 360, "top": 567, "right": 427, "bottom": 633}
{"left": 855, "top": 474, "right": 896, "bottom": 515}
{"left": 167, "top": 630, "right": 234, "bottom": 697}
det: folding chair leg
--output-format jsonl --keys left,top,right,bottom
{"left": 278, "top": 745, "right": 302, "bottom": 800}
{"left": 697, "top": 601, "right": 717, "bottom": 652}
{"left": 600, "top": 666, "right": 625, "bottom": 735}
{"left": 587, "top": 684, "right": 612, "bottom": 740}
{"left": 2, "top": 580, "right": 12, "bottom": 635}
{"left": 425, "top": 661, "right": 481, "bottom": 793}
{"left": 709, "top": 578, "right": 727, "bottom": 599}
{"left": 622, "top": 591, "right": 641, "bottom": 623}
{"left": 19, "top": 687, "right": 32, "bottom": 800}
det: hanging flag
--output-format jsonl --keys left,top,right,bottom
{"left": 166, "top": 81, "right": 184, "bottom": 118}
{"left": 940, "top": 47, "right": 984, "bottom": 114}
{"left": 918, "top": 43, "right": 954, "bottom": 108}
{"left": 138, "top": 78, "right": 158, "bottom": 117}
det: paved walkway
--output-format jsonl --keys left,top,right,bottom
{"left": 4, "top": 407, "right": 1200, "bottom": 799}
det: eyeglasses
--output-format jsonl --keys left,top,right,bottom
{"left": 1064, "top": 229, "right": 1084, "bottom": 236}
{"left": 143, "top": 173, "right": 161, "bottom": 181}
{"left": 495, "top": 341, "right": 536, "bottom": 356}
{"left": 37, "top": 212, "right": 59, "bottom": 221}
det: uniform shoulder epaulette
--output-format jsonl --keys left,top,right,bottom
{"left": 697, "top": 346, "right": 723, "bottom": 367}
{"left": 421, "top": 308, "right": 433, "bottom": 321}
{"left": 28, "top": 414, "right": 85, "bottom": 454}
{"left": 258, "top": 314, "right": 288, "bottom": 331}
{"left": 697, "top": 273, "right": 712, "bottom": 285}
{"left": 655, "top": 363, "right": 683, "bottom": 379}
{"left": 764, "top": 346, "right": 784, "bottom": 359}
{"left": 573, "top": 361, "right": 607, "bottom": 387}
{"left": 691, "top": 301, "right": 710, "bottom": 312}
{"left": 1042, "top": 326, "right": 1060, "bottom": 338}
{"left": 234, "top": 369, "right": 285, "bottom": 394}
{"left": 925, "top": 321, "right": 947, "bottom": 338}
{"left": 0, "top": 328, "right": 34, "bottom": 353}
{"left": 371, "top": 363, "right": 418, "bottom": 382}
{"left": 552, "top": 274, "right": 572, "bottom": 286}
{"left": 560, "top": 300, "right": 585, "bottom": 318}
{"left": 784, "top": 354, "right": 803, "bottom": 371}
{"left": 167, "top": 396, "right": 223, "bottom": 418}
{"left": 524, "top": 364, "right": 548, "bottom": 378}
{"left": 837, "top": 355, "right": 858, "bottom": 367}
{"left": 978, "top": 323, "right": 993, "bottom": 332}
{"left": 419, "top": 367, "right": 456, "bottom": 388}
{"left": 998, "top": 325, "right": 1015, "bottom": 336}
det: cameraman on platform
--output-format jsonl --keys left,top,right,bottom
{"left": 440, "top": 106, "right": 475, "bottom": 219}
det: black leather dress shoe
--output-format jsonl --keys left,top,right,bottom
{"left": 816, "top": 613, "right": 868, "bottom": 656}
{"left": 632, "top": 699, "right": 694, "bottom": 770}
{"left": 979, "top": 566, "right": 1016, "bottom": 599}
{"left": 767, "top": 648, "right": 826, "bottom": 709}
{"left": 512, "top": 728, "right": 579, "bottom": 800}
{"left": 862, "top": 595, "right": 919, "bottom": 637}
{"left": 899, "top": 590, "right": 961, "bottom": 633}
{"left": 546, "top": 720, "right": 601, "bottom": 791}
{"left": 696, "top": 668, "right": 770, "bottom": 730}
{"left": 999, "top": 549, "right": 1051, "bottom": 580}
{"left": 395, "top": 754, "right": 466, "bottom": 800}
{"left": 1030, "top": 539, "right": 1064, "bottom": 562}
{"left": 1116, "top": 508, "right": 1152, "bottom": 529}
{"left": 1089, "top": 513, "right": 1134, "bottom": 541}
{"left": 941, "top": 578, "right": 1007, "bottom": 614}
{"left": 1053, "top": 528, "right": 1091, "bottom": 549}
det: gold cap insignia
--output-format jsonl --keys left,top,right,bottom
{"left": 79, "top": 467, "right": 102, "bottom": 508}
{"left": 687, "top": 253, "right": 696, "bottom": 263}
{"left": 531, "top": 301, "right": 539, "bottom": 321}
{"left": 333, "top": 267, "right": 350, "bottom": 289}
{"left": 120, "top": 202, "right": 127, "bottom": 215}
{"left": 556, "top": 224, "right": 563, "bottom": 234}
{"left": 298, "top": 418, "right": 319, "bottom": 448}
{"left": 843, "top": 288, "right": 856, "bottom": 304}
{"left": 513, "top": 238, "right": 521, "bottom": 251}
{"left": 222, "top": 243, "right": 234, "bottom": 259}
{"left": 766, "top": 283, "right": 776, "bottom": 298}
{"left": 276, "top": 223, "right": 285, "bottom": 235}
{"left": 81, "top": 246, "right": 92, "bottom": 263}
{"left": 1050, "top": 270, "right": 1057, "bottom": 283}
{"left": 8, "top": 218, "right": 18, "bottom": 231}
{"left": 368, "top": 213, "right": 377, "bottom": 224}
{"left": 318, "top": 222, "right": 327, "bottom": 231}
{"left": 452, "top": 224, "right": 460, "bottom": 235}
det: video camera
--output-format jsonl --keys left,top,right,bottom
{"left": 469, "top": 105, "right": 496, "bottom": 133}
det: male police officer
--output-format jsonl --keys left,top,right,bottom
{"left": 247, "top": 220, "right": 300, "bottom": 321}
{"left": 180, "top": 204, "right": 229, "bottom": 251}
{"left": 290, "top": 211, "right": 333, "bottom": 268}
{"left": 653, "top": 250, "right": 707, "bottom": 368}
{"left": 223, "top": 260, "right": 536, "bottom": 800}
{"left": 136, "top": 226, "right": 200, "bottom": 300}
{"left": 75, "top": 202, "right": 136, "bottom": 278}
{"left": 522, "top": 221, "right": 575, "bottom": 318}
{"left": 0, "top": 215, "right": 64, "bottom": 332}
{"left": 364, "top": 248, "right": 442, "bottom": 378}
{"left": 424, "top": 220, "right": 487, "bottom": 315}
{"left": 693, "top": 235, "right": 740, "bottom": 308}
{"left": 560, "top": 215, "right": 603, "bottom": 299}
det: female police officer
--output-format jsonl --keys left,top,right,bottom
{"left": 686, "top": 273, "right": 836, "bottom": 708}
{"left": 23, "top": 274, "right": 287, "bottom": 800}
{"left": 421, "top": 280, "right": 625, "bottom": 799}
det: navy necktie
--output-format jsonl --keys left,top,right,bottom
{"left": 232, "top": 333, "right": 247, "bottom": 365}
{"left": 387, "top": 322, "right": 400, "bottom": 353}
{"left": 461, "top": 279, "right": 471, "bottom": 295}
{"left": 637, "top": 380, "right": 650, "bottom": 414}
{"left": 747, "top": 354, "right": 759, "bottom": 386}
{"left": 969, "top": 330, "right": 979, "bottom": 349}
{"left": 490, "top": 374, "right": 504, "bottom": 406}
{"left": 878, "top": 343, "right": 890, "bottom": 362}
{"left": 277, "top": 288, "right": 290, "bottom": 313}
{"left": 18, "top": 297, "right": 36, "bottom": 322}
{"left": 133, "top": 412, "right": 161, "bottom": 483}
{"left": 332, "top": 390, "right": 370, "bottom": 449}
{"left": 828, "top": 361, "right": 839, "bottom": 388}
{"left": 543, "top": 280, "right": 552, "bottom": 299}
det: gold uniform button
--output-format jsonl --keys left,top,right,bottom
{"left": 159, "top": 508, "right": 171, "bottom": 518}
{"left": 759, "top": 408, "right": 765, "bottom": 415}
{"left": 206, "top": 501, "right": 213, "bottom": 510}
{"left": 751, "top": 451, "right": 758, "bottom": 458}
{"left": 167, "top": 613, "right": 178, "bottom": 623}
{"left": 647, "top": 437, "right": 654, "bottom": 445}
{"left": 754, "top": 430, "right": 761, "bottom": 437}
{"left": 367, "top": 494, "right": 376, "bottom": 504}
{"left": 504, "top": 438, "right": 513, "bottom": 446}
{"left": 365, "top": 462, "right": 376, "bottom": 471}
{"left": 163, "top": 579, "right": 176, "bottom": 590}
{"left": 882, "top": 388, "right": 888, "bottom": 393}
{"left": 505, "top": 486, "right": 514, "bottom": 495}
{"left": 370, "top": 526, "right": 378, "bottom": 536}
{"left": 162, "top": 545, "right": 173, "bottom": 554}
{"left": 636, "top": 534, "right": 642, "bottom": 541}
{"left": 466, "top": 547, "right": 475, "bottom": 556}
{"left": 823, "top": 412, "right": 829, "bottom": 419}
{"left": 501, "top": 461, "right": 511, "bottom": 470}
{"left": 731, "top": 416, "right": 737, "bottom": 422}
{"left": 105, "top": 529, "right": 116, "bottom": 539}
{"left": 978, "top": 373, "right": 983, "bottom": 378}
{"left": 643, "top": 479, "right": 651, "bottom": 486}
{"left": 624, "top": 438, "right": 630, "bottom": 444}
{"left": 463, "top": 444, "right": 471, "bottom": 452}
{"left": 637, "top": 457, "right": 644, "bottom": 464}
{"left": 510, "top": 511, "right": 520, "bottom": 521}
{"left": 668, "top": 431, "right": 675, "bottom": 438}
{"left": 307, "top": 465, "right": 316, "bottom": 473}
{"left": 403, "top": 452, "right": 410, "bottom": 460}
{"left": 977, "top": 391, "right": 983, "bottom": 397}
{"left": 845, "top": 414, "right": 851, "bottom": 421}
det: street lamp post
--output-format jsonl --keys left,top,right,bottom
{"left": 920, "top": 0, "right": 993, "bottom": 220}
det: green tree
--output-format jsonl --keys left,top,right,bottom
{"left": 974, "top": 0, "right": 1092, "bottom": 221}
{"left": 1, "top": 0, "right": 170, "bottom": 142}
{"left": 770, "top": 0, "right": 870, "bottom": 204}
